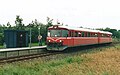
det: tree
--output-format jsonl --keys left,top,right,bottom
{"left": 104, "top": 27, "right": 111, "bottom": 32}
{"left": 15, "top": 15, "right": 25, "bottom": 30}
{"left": 0, "top": 24, "right": 7, "bottom": 45}
{"left": 46, "top": 17, "right": 53, "bottom": 27}
{"left": 26, "top": 19, "right": 47, "bottom": 43}
{"left": 96, "top": 27, "right": 120, "bottom": 38}
{"left": 0, "top": 33, "right": 4, "bottom": 45}
{"left": 7, "top": 22, "right": 12, "bottom": 29}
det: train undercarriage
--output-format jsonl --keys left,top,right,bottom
{"left": 47, "top": 42, "right": 68, "bottom": 51}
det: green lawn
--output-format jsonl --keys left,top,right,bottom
{"left": 30, "top": 42, "right": 46, "bottom": 47}
{"left": 30, "top": 43, "right": 39, "bottom": 46}
{"left": 0, "top": 45, "right": 4, "bottom": 49}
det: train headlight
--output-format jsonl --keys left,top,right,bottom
{"left": 48, "top": 40, "right": 51, "bottom": 42}
{"left": 60, "top": 40, "right": 62, "bottom": 42}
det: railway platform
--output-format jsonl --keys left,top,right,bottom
{"left": 0, "top": 46, "right": 46, "bottom": 52}
{"left": 0, "top": 46, "right": 46, "bottom": 60}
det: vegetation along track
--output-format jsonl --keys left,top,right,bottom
{"left": 0, "top": 51, "right": 61, "bottom": 64}
{"left": 0, "top": 41, "right": 119, "bottom": 64}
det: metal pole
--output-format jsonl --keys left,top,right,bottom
{"left": 30, "top": 28, "right": 31, "bottom": 48}
{"left": 38, "top": 26, "right": 41, "bottom": 46}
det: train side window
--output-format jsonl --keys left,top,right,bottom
{"left": 70, "top": 31, "right": 74, "bottom": 37}
{"left": 110, "top": 35, "right": 111, "bottom": 37}
{"left": 95, "top": 33, "right": 98, "bottom": 37}
{"left": 106, "top": 34, "right": 109, "bottom": 37}
{"left": 108, "top": 34, "right": 110, "bottom": 37}
{"left": 88, "top": 32, "right": 90, "bottom": 37}
{"left": 102, "top": 34, "right": 106, "bottom": 37}
{"left": 105, "top": 34, "right": 106, "bottom": 37}
{"left": 102, "top": 34, "right": 104, "bottom": 37}
{"left": 103, "top": 34, "right": 105, "bottom": 37}
{"left": 70, "top": 31, "right": 73, "bottom": 37}
{"left": 81, "top": 32, "right": 84, "bottom": 37}
{"left": 75, "top": 31, "right": 79, "bottom": 37}
{"left": 78, "top": 32, "right": 81, "bottom": 37}
{"left": 72, "top": 31, "right": 74, "bottom": 37}
{"left": 101, "top": 34, "right": 103, "bottom": 37}
{"left": 84, "top": 32, "right": 87, "bottom": 37}
{"left": 107, "top": 34, "right": 109, "bottom": 37}
{"left": 91, "top": 33, "right": 94, "bottom": 37}
{"left": 62, "top": 30, "right": 68, "bottom": 37}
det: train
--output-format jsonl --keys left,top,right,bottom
{"left": 46, "top": 25, "right": 112, "bottom": 51}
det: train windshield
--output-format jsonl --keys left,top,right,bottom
{"left": 48, "top": 29, "right": 68, "bottom": 37}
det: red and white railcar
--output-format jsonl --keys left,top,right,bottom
{"left": 47, "top": 25, "right": 112, "bottom": 51}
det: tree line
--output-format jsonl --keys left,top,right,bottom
{"left": 0, "top": 16, "right": 53, "bottom": 45}
{"left": 96, "top": 28, "right": 120, "bottom": 38}
{"left": 0, "top": 15, "right": 120, "bottom": 45}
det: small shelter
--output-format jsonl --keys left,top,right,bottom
{"left": 4, "top": 30, "right": 28, "bottom": 48}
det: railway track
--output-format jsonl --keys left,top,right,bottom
{"left": 0, "top": 41, "right": 119, "bottom": 64}
{"left": 0, "top": 51, "right": 61, "bottom": 63}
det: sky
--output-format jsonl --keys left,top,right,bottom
{"left": 0, "top": 0, "right": 120, "bottom": 30}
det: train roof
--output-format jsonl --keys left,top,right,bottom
{"left": 49, "top": 25, "right": 112, "bottom": 35}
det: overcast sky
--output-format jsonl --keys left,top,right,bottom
{"left": 0, "top": 0, "right": 120, "bottom": 30}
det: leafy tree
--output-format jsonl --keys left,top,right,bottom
{"left": 0, "top": 24, "right": 8, "bottom": 45}
{"left": 45, "top": 17, "right": 53, "bottom": 40}
{"left": 15, "top": 15, "right": 25, "bottom": 30}
{"left": 0, "top": 33, "right": 4, "bottom": 45}
{"left": 7, "top": 22, "right": 12, "bottom": 29}
{"left": 46, "top": 17, "right": 53, "bottom": 27}
{"left": 104, "top": 27, "right": 111, "bottom": 32}
{"left": 97, "top": 27, "right": 120, "bottom": 38}
{"left": 27, "top": 19, "right": 46, "bottom": 43}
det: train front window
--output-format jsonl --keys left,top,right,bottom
{"left": 48, "top": 29, "right": 68, "bottom": 37}
{"left": 50, "top": 30, "right": 61, "bottom": 37}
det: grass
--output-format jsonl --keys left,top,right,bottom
{"left": 0, "top": 56, "right": 86, "bottom": 75}
{"left": 0, "top": 43, "right": 120, "bottom": 75}
{"left": 0, "top": 45, "right": 3, "bottom": 49}
{"left": 30, "top": 42, "right": 46, "bottom": 47}
{"left": 31, "top": 43, "right": 39, "bottom": 46}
